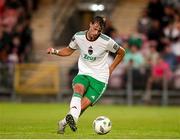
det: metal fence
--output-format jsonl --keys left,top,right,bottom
{"left": 0, "top": 63, "right": 180, "bottom": 105}
{"left": 0, "top": 63, "right": 14, "bottom": 95}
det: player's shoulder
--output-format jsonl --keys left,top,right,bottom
{"left": 99, "top": 33, "right": 111, "bottom": 41}
{"left": 75, "top": 30, "right": 86, "bottom": 36}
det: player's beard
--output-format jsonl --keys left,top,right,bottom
{"left": 87, "top": 30, "right": 100, "bottom": 41}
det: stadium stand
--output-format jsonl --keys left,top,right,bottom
{"left": 0, "top": 0, "right": 37, "bottom": 64}
{"left": 107, "top": 0, "right": 180, "bottom": 105}
{"left": 0, "top": 0, "right": 39, "bottom": 96}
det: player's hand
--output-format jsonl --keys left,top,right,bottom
{"left": 47, "top": 47, "right": 58, "bottom": 54}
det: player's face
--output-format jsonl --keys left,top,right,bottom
{"left": 88, "top": 22, "right": 102, "bottom": 41}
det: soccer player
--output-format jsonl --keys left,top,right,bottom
{"left": 47, "top": 16, "right": 125, "bottom": 134}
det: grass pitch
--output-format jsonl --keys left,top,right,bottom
{"left": 0, "top": 102, "right": 180, "bottom": 139}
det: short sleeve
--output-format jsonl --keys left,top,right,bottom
{"left": 107, "top": 38, "right": 121, "bottom": 53}
{"left": 69, "top": 35, "right": 79, "bottom": 50}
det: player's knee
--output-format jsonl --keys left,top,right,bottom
{"left": 73, "top": 84, "right": 85, "bottom": 95}
{"left": 81, "top": 97, "right": 92, "bottom": 110}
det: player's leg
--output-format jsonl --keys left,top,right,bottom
{"left": 80, "top": 96, "right": 92, "bottom": 116}
{"left": 79, "top": 76, "right": 107, "bottom": 116}
{"left": 58, "top": 75, "right": 89, "bottom": 133}
{"left": 57, "top": 120, "right": 67, "bottom": 134}
{"left": 66, "top": 83, "right": 86, "bottom": 131}
{"left": 58, "top": 83, "right": 86, "bottom": 134}
{"left": 65, "top": 95, "right": 92, "bottom": 133}
{"left": 79, "top": 81, "right": 107, "bottom": 117}
{"left": 70, "top": 83, "right": 86, "bottom": 119}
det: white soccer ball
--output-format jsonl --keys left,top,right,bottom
{"left": 93, "top": 116, "right": 112, "bottom": 135}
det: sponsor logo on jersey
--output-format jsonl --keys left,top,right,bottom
{"left": 83, "top": 54, "right": 96, "bottom": 61}
{"left": 88, "top": 46, "right": 93, "bottom": 55}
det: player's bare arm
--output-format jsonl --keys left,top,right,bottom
{"left": 47, "top": 47, "right": 75, "bottom": 56}
{"left": 109, "top": 46, "right": 125, "bottom": 75}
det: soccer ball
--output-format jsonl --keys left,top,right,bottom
{"left": 93, "top": 116, "right": 112, "bottom": 135}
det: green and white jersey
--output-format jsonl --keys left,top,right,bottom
{"left": 69, "top": 31, "right": 121, "bottom": 84}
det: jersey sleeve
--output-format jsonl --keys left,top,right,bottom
{"left": 68, "top": 35, "right": 79, "bottom": 50}
{"left": 107, "top": 38, "right": 122, "bottom": 53}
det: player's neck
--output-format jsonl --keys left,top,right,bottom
{"left": 86, "top": 31, "right": 100, "bottom": 42}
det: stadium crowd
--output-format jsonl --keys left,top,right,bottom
{"left": 105, "top": 0, "right": 180, "bottom": 102}
{"left": 0, "top": 0, "right": 38, "bottom": 64}
{"left": 0, "top": 0, "right": 179, "bottom": 103}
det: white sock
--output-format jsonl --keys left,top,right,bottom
{"left": 69, "top": 96, "right": 81, "bottom": 123}
{"left": 60, "top": 117, "right": 67, "bottom": 126}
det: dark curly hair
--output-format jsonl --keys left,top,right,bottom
{"left": 91, "top": 16, "right": 106, "bottom": 30}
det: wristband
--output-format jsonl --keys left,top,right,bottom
{"left": 52, "top": 49, "right": 59, "bottom": 55}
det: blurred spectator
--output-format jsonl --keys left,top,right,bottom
{"left": 174, "top": 11, "right": 180, "bottom": 23}
{"left": 11, "top": 35, "right": 21, "bottom": 52}
{"left": 104, "top": 18, "right": 115, "bottom": 37}
{"left": 162, "top": 45, "right": 177, "bottom": 71}
{"left": 0, "top": 0, "right": 36, "bottom": 63}
{"left": 147, "top": 19, "right": 164, "bottom": 52}
{"left": 8, "top": 47, "right": 18, "bottom": 63}
{"left": 137, "top": 8, "right": 151, "bottom": 34}
{"left": 7, "top": 46, "right": 18, "bottom": 75}
{"left": 170, "top": 21, "right": 180, "bottom": 63}
{"left": 143, "top": 55, "right": 172, "bottom": 103}
{"left": 2, "top": 8, "right": 18, "bottom": 30}
{"left": 145, "top": 40, "right": 159, "bottom": 66}
{"left": 171, "top": 37, "right": 180, "bottom": 63}
{"left": 161, "top": 5, "right": 175, "bottom": 28}
{"left": 147, "top": 0, "right": 164, "bottom": 21}
{"left": 163, "top": 22, "right": 180, "bottom": 42}
{"left": 128, "top": 34, "right": 143, "bottom": 49}
{"left": 110, "top": 28, "right": 122, "bottom": 46}
{"left": 161, "top": 0, "right": 180, "bottom": 13}
{"left": 124, "top": 45, "right": 145, "bottom": 69}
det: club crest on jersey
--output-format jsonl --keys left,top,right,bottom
{"left": 88, "top": 46, "right": 93, "bottom": 55}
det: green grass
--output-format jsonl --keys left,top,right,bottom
{"left": 0, "top": 102, "right": 180, "bottom": 139}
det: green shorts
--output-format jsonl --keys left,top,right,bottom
{"left": 72, "top": 75, "right": 107, "bottom": 105}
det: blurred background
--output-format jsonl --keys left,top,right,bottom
{"left": 0, "top": 0, "right": 180, "bottom": 106}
